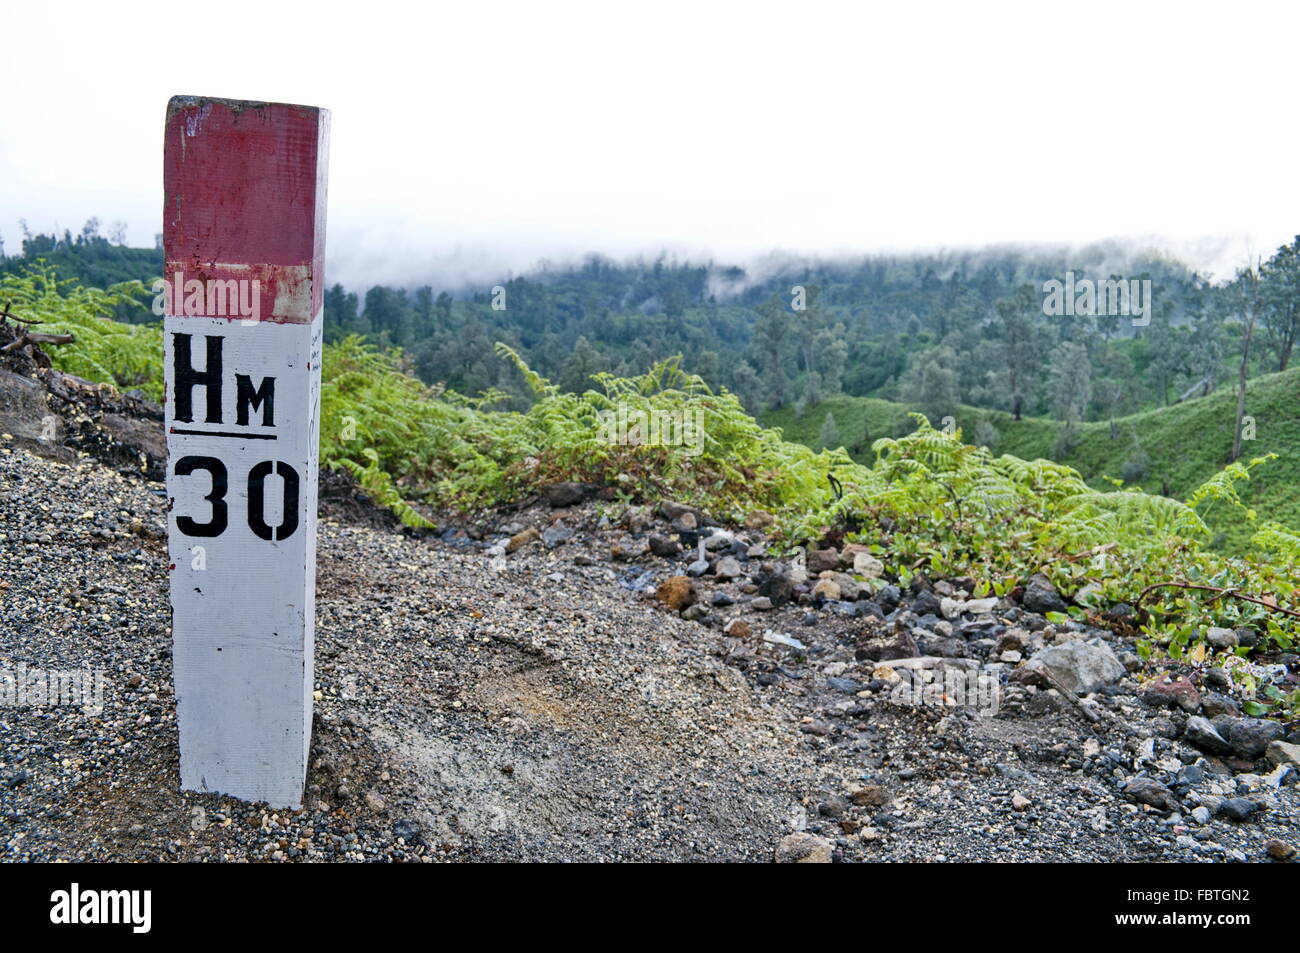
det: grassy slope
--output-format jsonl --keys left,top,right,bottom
{"left": 764, "top": 367, "right": 1300, "bottom": 550}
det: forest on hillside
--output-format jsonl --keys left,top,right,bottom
{"left": 5, "top": 222, "right": 1298, "bottom": 442}
{"left": 6, "top": 242, "right": 1300, "bottom": 729}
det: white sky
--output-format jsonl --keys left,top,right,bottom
{"left": 3, "top": 0, "right": 1297, "bottom": 287}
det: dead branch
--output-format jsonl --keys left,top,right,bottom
{"left": 1, "top": 331, "right": 74, "bottom": 352}
{"left": 1137, "top": 581, "right": 1300, "bottom": 620}
{"left": 0, "top": 302, "right": 40, "bottom": 327}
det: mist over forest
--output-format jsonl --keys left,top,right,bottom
{"left": 7, "top": 220, "right": 1297, "bottom": 462}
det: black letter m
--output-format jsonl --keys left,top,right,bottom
{"left": 236, "top": 375, "right": 276, "bottom": 427}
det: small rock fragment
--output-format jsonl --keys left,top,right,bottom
{"left": 774, "top": 832, "right": 833, "bottom": 863}
{"left": 655, "top": 575, "right": 697, "bottom": 612}
{"left": 1265, "top": 839, "right": 1296, "bottom": 861}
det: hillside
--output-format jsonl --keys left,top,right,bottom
{"left": 5, "top": 265, "right": 1300, "bottom": 708}
{"left": 10, "top": 232, "right": 1300, "bottom": 433}
{"left": 765, "top": 366, "right": 1300, "bottom": 551}
{"left": 4, "top": 273, "right": 1300, "bottom": 863}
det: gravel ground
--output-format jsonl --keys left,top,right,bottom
{"left": 1, "top": 439, "right": 1297, "bottom": 863}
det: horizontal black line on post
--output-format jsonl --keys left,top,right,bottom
{"left": 170, "top": 428, "right": 278, "bottom": 440}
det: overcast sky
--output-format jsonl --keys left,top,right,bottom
{"left": 3, "top": 1, "right": 1297, "bottom": 287}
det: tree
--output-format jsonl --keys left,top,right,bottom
{"left": 994, "top": 289, "right": 1038, "bottom": 420}
{"left": 753, "top": 294, "right": 792, "bottom": 409}
{"left": 815, "top": 325, "right": 848, "bottom": 397}
{"left": 362, "top": 286, "right": 410, "bottom": 345}
{"left": 1261, "top": 236, "right": 1300, "bottom": 372}
{"left": 796, "top": 283, "right": 823, "bottom": 407}
{"left": 413, "top": 286, "right": 435, "bottom": 338}
{"left": 818, "top": 411, "right": 840, "bottom": 450}
{"left": 324, "top": 284, "right": 362, "bottom": 340}
{"left": 974, "top": 419, "right": 1000, "bottom": 450}
{"left": 1230, "top": 261, "right": 1263, "bottom": 462}
{"left": 900, "top": 345, "right": 959, "bottom": 425}
{"left": 435, "top": 291, "right": 454, "bottom": 326}
{"left": 558, "top": 336, "right": 602, "bottom": 393}
{"left": 1145, "top": 309, "right": 1193, "bottom": 406}
{"left": 694, "top": 349, "right": 720, "bottom": 387}
{"left": 1090, "top": 350, "right": 1131, "bottom": 438}
{"left": 1094, "top": 280, "right": 1123, "bottom": 342}
{"left": 730, "top": 361, "right": 761, "bottom": 412}
{"left": 1047, "top": 341, "right": 1092, "bottom": 454}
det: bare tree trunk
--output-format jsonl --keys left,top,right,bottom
{"left": 1232, "top": 263, "right": 1260, "bottom": 462}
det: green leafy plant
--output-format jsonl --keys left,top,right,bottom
{"left": 2, "top": 261, "right": 159, "bottom": 398}
{"left": 21, "top": 270, "right": 1300, "bottom": 718}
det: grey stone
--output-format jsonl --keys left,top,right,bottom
{"left": 541, "top": 482, "right": 594, "bottom": 507}
{"left": 1205, "top": 627, "right": 1238, "bottom": 649}
{"left": 756, "top": 570, "right": 794, "bottom": 607}
{"left": 1218, "top": 798, "right": 1260, "bottom": 822}
{"left": 1184, "top": 716, "right": 1233, "bottom": 756}
{"left": 648, "top": 534, "right": 681, "bottom": 558}
{"left": 1212, "top": 715, "right": 1284, "bottom": 758}
{"left": 681, "top": 604, "right": 709, "bottom": 622}
{"left": 1266, "top": 740, "right": 1300, "bottom": 768}
{"left": 1027, "top": 640, "right": 1123, "bottom": 694}
{"left": 542, "top": 525, "right": 573, "bottom": 549}
{"left": 702, "top": 529, "right": 734, "bottom": 551}
{"left": 1124, "top": 777, "right": 1178, "bottom": 812}
{"left": 1201, "top": 691, "right": 1240, "bottom": 718}
{"left": 912, "top": 589, "right": 943, "bottom": 617}
{"left": 1022, "top": 573, "right": 1068, "bottom": 614}
{"left": 806, "top": 548, "right": 840, "bottom": 574}
{"left": 713, "top": 556, "right": 743, "bottom": 581}
{"left": 877, "top": 585, "right": 901, "bottom": 612}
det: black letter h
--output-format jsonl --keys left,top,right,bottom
{"left": 173, "top": 333, "right": 222, "bottom": 423}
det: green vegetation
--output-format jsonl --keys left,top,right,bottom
{"left": 765, "top": 367, "right": 1300, "bottom": 553}
{"left": 1, "top": 222, "right": 162, "bottom": 323}
{"left": 9, "top": 265, "right": 1299, "bottom": 720}
{"left": 10, "top": 225, "right": 1299, "bottom": 434}
{"left": 320, "top": 348, "right": 1300, "bottom": 720}
{"left": 1, "top": 263, "right": 160, "bottom": 399}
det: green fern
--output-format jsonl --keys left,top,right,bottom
{"left": 15, "top": 270, "right": 1300, "bottom": 677}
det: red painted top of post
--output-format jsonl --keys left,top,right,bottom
{"left": 163, "top": 96, "right": 329, "bottom": 323}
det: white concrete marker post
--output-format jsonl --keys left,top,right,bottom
{"left": 162, "top": 96, "right": 329, "bottom": 809}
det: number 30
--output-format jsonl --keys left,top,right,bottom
{"left": 174, "top": 455, "right": 300, "bottom": 541}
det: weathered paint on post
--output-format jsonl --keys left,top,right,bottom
{"left": 162, "top": 96, "right": 329, "bottom": 809}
